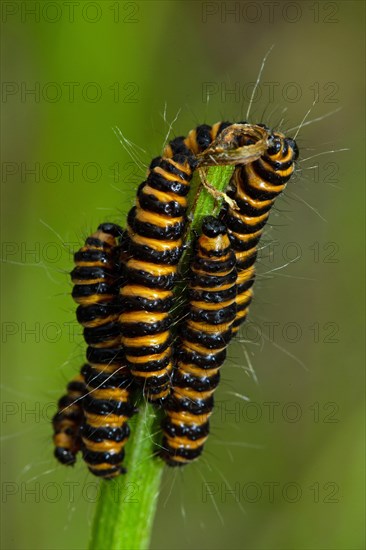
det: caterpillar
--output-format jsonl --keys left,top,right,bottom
{"left": 119, "top": 154, "right": 198, "bottom": 404}
{"left": 220, "top": 126, "right": 299, "bottom": 334}
{"left": 52, "top": 371, "right": 86, "bottom": 466}
{"left": 163, "top": 122, "right": 298, "bottom": 334}
{"left": 160, "top": 216, "right": 237, "bottom": 466}
{"left": 71, "top": 223, "right": 135, "bottom": 478}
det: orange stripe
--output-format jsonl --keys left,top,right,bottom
{"left": 127, "top": 259, "right": 176, "bottom": 276}
{"left": 120, "top": 285, "right": 171, "bottom": 300}
{"left": 122, "top": 331, "right": 169, "bottom": 348}
{"left": 135, "top": 201, "right": 182, "bottom": 227}
{"left": 190, "top": 298, "right": 234, "bottom": 310}
{"left": 85, "top": 413, "right": 127, "bottom": 428}
{"left": 129, "top": 230, "right": 182, "bottom": 251}
{"left": 142, "top": 184, "right": 187, "bottom": 206}
{"left": 153, "top": 166, "right": 188, "bottom": 184}
{"left": 82, "top": 439, "right": 126, "bottom": 453}
{"left": 120, "top": 311, "right": 167, "bottom": 324}
{"left": 168, "top": 410, "right": 210, "bottom": 425}
{"left": 166, "top": 435, "right": 208, "bottom": 450}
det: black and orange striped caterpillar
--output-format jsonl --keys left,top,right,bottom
{"left": 160, "top": 216, "right": 237, "bottom": 466}
{"left": 70, "top": 223, "right": 135, "bottom": 478}
{"left": 119, "top": 155, "right": 196, "bottom": 404}
{"left": 52, "top": 120, "right": 299, "bottom": 475}
{"left": 221, "top": 128, "right": 298, "bottom": 335}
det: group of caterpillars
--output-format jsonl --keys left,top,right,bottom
{"left": 52, "top": 121, "right": 299, "bottom": 479}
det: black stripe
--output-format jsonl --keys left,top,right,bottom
{"left": 84, "top": 236, "right": 112, "bottom": 249}
{"left": 227, "top": 190, "right": 274, "bottom": 216}
{"left": 178, "top": 348, "right": 226, "bottom": 368}
{"left": 173, "top": 370, "right": 220, "bottom": 391}
{"left": 124, "top": 267, "right": 176, "bottom": 290}
{"left": 227, "top": 230, "right": 261, "bottom": 252}
{"left": 253, "top": 159, "right": 292, "bottom": 185}
{"left": 76, "top": 303, "right": 120, "bottom": 325}
{"left": 124, "top": 338, "right": 170, "bottom": 357}
{"left": 120, "top": 294, "right": 173, "bottom": 313}
{"left": 182, "top": 327, "right": 232, "bottom": 349}
{"left": 80, "top": 423, "right": 129, "bottom": 443}
{"left": 97, "top": 223, "right": 123, "bottom": 237}
{"left": 120, "top": 317, "right": 170, "bottom": 337}
{"left": 189, "top": 284, "right": 236, "bottom": 304}
{"left": 84, "top": 322, "right": 120, "bottom": 345}
{"left": 190, "top": 268, "right": 237, "bottom": 289}
{"left": 168, "top": 394, "right": 214, "bottom": 414}
{"left": 83, "top": 397, "right": 134, "bottom": 417}
{"left": 167, "top": 137, "right": 194, "bottom": 157}
{"left": 192, "top": 253, "right": 235, "bottom": 274}
{"left": 162, "top": 419, "right": 209, "bottom": 439}
{"left": 83, "top": 366, "right": 130, "bottom": 389}
{"left": 128, "top": 354, "right": 170, "bottom": 373}
{"left": 225, "top": 212, "right": 268, "bottom": 234}
{"left": 82, "top": 449, "right": 125, "bottom": 466}
{"left": 74, "top": 249, "right": 112, "bottom": 265}
{"left": 71, "top": 266, "right": 114, "bottom": 282}
{"left": 147, "top": 171, "right": 189, "bottom": 197}
{"left": 189, "top": 303, "right": 236, "bottom": 325}
{"left": 236, "top": 167, "right": 282, "bottom": 201}
{"left": 237, "top": 279, "right": 255, "bottom": 294}
{"left": 126, "top": 238, "right": 183, "bottom": 265}
{"left": 158, "top": 158, "right": 193, "bottom": 180}
{"left": 138, "top": 186, "right": 186, "bottom": 217}
{"left": 235, "top": 251, "right": 257, "bottom": 271}
{"left": 86, "top": 346, "right": 124, "bottom": 365}
{"left": 236, "top": 293, "right": 253, "bottom": 312}
{"left": 195, "top": 124, "right": 213, "bottom": 151}
{"left": 129, "top": 208, "right": 185, "bottom": 241}
{"left": 67, "top": 380, "right": 86, "bottom": 394}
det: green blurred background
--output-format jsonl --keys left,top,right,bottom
{"left": 1, "top": 1, "right": 365, "bottom": 549}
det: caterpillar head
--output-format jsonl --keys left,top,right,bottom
{"left": 267, "top": 131, "right": 299, "bottom": 162}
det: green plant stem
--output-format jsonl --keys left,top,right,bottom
{"left": 188, "top": 165, "right": 235, "bottom": 232}
{"left": 89, "top": 401, "right": 163, "bottom": 550}
{"left": 89, "top": 164, "right": 235, "bottom": 550}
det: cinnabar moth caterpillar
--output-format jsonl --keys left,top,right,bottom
{"left": 160, "top": 216, "right": 237, "bottom": 466}
{"left": 71, "top": 223, "right": 135, "bottom": 478}
{"left": 220, "top": 127, "right": 299, "bottom": 334}
{"left": 119, "top": 155, "right": 197, "bottom": 404}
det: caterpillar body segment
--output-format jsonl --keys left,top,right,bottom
{"left": 52, "top": 372, "right": 87, "bottom": 466}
